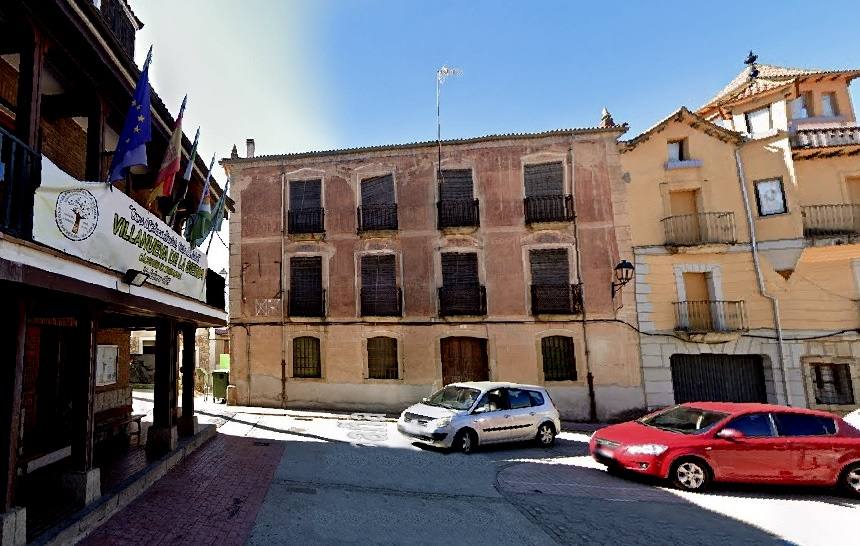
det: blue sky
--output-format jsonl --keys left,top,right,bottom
{"left": 135, "top": 0, "right": 860, "bottom": 162}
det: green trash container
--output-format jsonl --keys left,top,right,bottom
{"left": 211, "top": 370, "right": 230, "bottom": 403}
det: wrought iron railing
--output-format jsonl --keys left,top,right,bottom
{"left": 288, "top": 208, "right": 325, "bottom": 234}
{"left": 100, "top": 0, "right": 137, "bottom": 58}
{"left": 361, "top": 287, "right": 402, "bottom": 317}
{"left": 437, "top": 199, "right": 480, "bottom": 228}
{"left": 530, "top": 284, "right": 583, "bottom": 315}
{"left": 288, "top": 289, "right": 326, "bottom": 317}
{"left": 524, "top": 194, "right": 574, "bottom": 224}
{"left": 801, "top": 204, "right": 860, "bottom": 237}
{"left": 357, "top": 203, "right": 398, "bottom": 231}
{"left": 673, "top": 300, "right": 747, "bottom": 333}
{"left": 792, "top": 126, "right": 860, "bottom": 148}
{"left": 438, "top": 285, "right": 487, "bottom": 316}
{"left": 0, "top": 126, "right": 41, "bottom": 239}
{"left": 662, "top": 212, "right": 736, "bottom": 246}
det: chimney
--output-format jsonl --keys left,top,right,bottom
{"left": 246, "top": 138, "right": 255, "bottom": 158}
{"left": 599, "top": 107, "right": 615, "bottom": 128}
{"left": 230, "top": 144, "right": 238, "bottom": 159}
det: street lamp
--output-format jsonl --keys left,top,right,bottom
{"left": 611, "top": 260, "right": 635, "bottom": 298}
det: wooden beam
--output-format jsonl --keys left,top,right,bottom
{"left": 0, "top": 291, "right": 26, "bottom": 511}
{"left": 14, "top": 24, "right": 46, "bottom": 149}
{"left": 41, "top": 93, "right": 90, "bottom": 120}
{"left": 85, "top": 96, "right": 106, "bottom": 180}
{"left": 179, "top": 325, "right": 196, "bottom": 437}
{"left": 152, "top": 319, "right": 177, "bottom": 430}
{"left": 71, "top": 308, "right": 98, "bottom": 471}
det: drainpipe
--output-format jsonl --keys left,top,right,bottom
{"left": 568, "top": 145, "right": 598, "bottom": 422}
{"left": 734, "top": 147, "right": 792, "bottom": 405}
{"left": 280, "top": 170, "right": 288, "bottom": 409}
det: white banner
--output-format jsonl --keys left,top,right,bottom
{"left": 33, "top": 159, "right": 207, "bottom": 301}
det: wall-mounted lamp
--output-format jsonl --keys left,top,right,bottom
{"left": 611, "top": 260, "right": 635, "bottom": 298}
{"left": 122, "top": 268, "right": 149, "bottom": 287}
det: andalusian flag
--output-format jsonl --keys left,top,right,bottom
{"left": 147, "top": 95, "right": 187, "bottom": 206}
{"left": 186, "top": 154, "right": 216, "bottom": 247}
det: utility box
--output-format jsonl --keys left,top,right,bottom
{"left": 211, "top": 370, "right": 230, "bottom": 402}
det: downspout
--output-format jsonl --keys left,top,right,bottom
{"left": 734, "top": 147, "right": 792, "bottom": 405}
{"left": 569, "top": 145, "right": 598, "bottom": 422}
{"left": 280, "top": 171, "right": 288, "bottom": 409}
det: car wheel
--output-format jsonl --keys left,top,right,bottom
{"left": 670, "top": 458, "right": 711, "bottom": 492}
{"left": 454, "top": 429, "right": 477, "bottom": 455}
{"left": 536, "top": 422, "right": 556, "bottom": 447}
{"left": 840, "top": 463, "right": 860, "bottom": 498}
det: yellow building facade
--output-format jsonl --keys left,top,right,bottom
{"left": 622, "top": 63, "right": 860, "bottom": 413}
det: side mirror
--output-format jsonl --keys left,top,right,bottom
{"left": 472, "top": 406, "right": 487, "bottom": 414}
{"left": 421, "top": 397, "right": 429, "bottom": 403}
{"left": 716, "top": 428, "right": 745, "bottom": 441}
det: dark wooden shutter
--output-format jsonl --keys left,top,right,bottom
{"left": 441, "top": 252, "right": 479, "bottom": 286}
{"left": 529, "top": 249, "right": 569, "bottom": 285}
{"left": 439, "top": 169, "right": 474, "bottom": 200}
{"left": 290, "top": 179, "right": 321, "bottom": 210}
{"left": 361, "top": 254, "right": 396, "bottom": 289}
{"left": 361, "top": 174, "right": 395, "bottom": 205}
{"left": 524, "top": 162, "right": 564, "bottom": 197}
{"left": 367, "top": 337, "right": 398, "bottom": 379}
{"left": 290, "top": 256, "right": 322, "bottom": 292}
{"left": 293, "top": 337, "right": 321, "bottom": 378}
{"left": 542, "top": 336, "right": 576, "bottom": 381}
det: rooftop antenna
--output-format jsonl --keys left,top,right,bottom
{"left": 436, "top": 65, "right": 461, "bottom": 182}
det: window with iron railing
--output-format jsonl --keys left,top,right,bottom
{"left": 541, "top": 336, "right": 576, "bottom": 381}
{"left": 673, "top": 300, "right": 747, "bottom": 333}
{"left": 288, "top": 179, "right": 324, "bottom": 234}
{"left": 439, "top": 252, "right": 486, "bottom": 316}
{"left": 367, "top": 336, "right": 399, "bottom": 379}
{"left": 438, "top": 169, "right": 479, "bottom": 228}
{"left": 358, "top": 174, "right": 397, "bottom": 231}
{"left": 360, "top": 254, "right": 401, "bottom": 316}
{"left": 524, "top": 162, "right": 573, "bottom": 224}
{"left": 0, "top": 126, "right": 41, "bottom": 239}
{"left": 293, "top": 336, "right": 321, "bottom": 378}
{"left": 529, "top": 249, "right": 582, "bottom": 314}
{"left": 288, "top": 256, "right": 325, "bottom": 317}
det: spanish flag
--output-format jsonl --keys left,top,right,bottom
{"left": 147, "top": 95, "right": 187, "bottom": 206}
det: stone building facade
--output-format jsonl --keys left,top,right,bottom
{"left": 222, "top": 126, "right": 643, "bottom": 420}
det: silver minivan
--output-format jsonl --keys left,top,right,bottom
{"left": 396, "top": 382, "right": 562, "bottom": 453}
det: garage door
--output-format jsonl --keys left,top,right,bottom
{"left": 670, "top": 354, "right": 767, "bottom": 403}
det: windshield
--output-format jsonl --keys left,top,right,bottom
{"left": 424, "top": 386, "right": 481, "bottom": 411}
{"left": 640, "top": 405, "right": 728, "bottom": 435}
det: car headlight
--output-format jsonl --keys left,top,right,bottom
{"left": 625, "top": 444, "right": 668, "bottom": 456}
{"left": 433, "top": 417, "right": 451, "bottom": 428}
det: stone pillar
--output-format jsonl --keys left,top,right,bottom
{"left": 178, "top": 325, "right": 197, "bottom": 437}
{"left": 0, "top": 293, "right": 26, "bottom": 545}
{"left": 63, "top": 310, "right": 101, "bottom": 507}
{"left": 146, "top": 319, "right": 178, "bottom": 457}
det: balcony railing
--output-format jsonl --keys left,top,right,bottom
{"left": 100, "top": 0, "right": 137, "bottom": 58}
{"left": 357, "top": 203, "right": 398, "bottom": 232}
{"left": 662, "top": 212, "right": 736, "bottom": 246}
{"left": 801, "top": 204, "right": 860, "bottom": 237}
{"left": 360, "top": 287, "right": 402, "bottom": 317}
{"left": 530, "top": 284, "right": 584, "bottom": 315}
{"left": 288, "top": 289, "right": 326, "bottom": 317}
{"left": 524, "top": 194, "right": 574, "bottom": 224}
{"left": 674, "top": 300, "right": 747, "bottom": 333}
{"left": 0, "top": 126, "right": 41, "bottom": 239}
{"left": 792, "top": 126, "right": 860, "bottom": 148}
{"left": 437, "top": 199, "right": 480, "bottom": 229}
{"left": 288, "top": 208, "right": 325, "bottom": 234}
{"left": 438, "top": 285, "right": 487, "bottom": 317}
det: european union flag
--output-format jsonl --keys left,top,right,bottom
{"left": 108, "top": 46, "right": 153, "bottom": 182}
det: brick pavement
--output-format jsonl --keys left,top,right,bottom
{"left": 82, "top": 434, "right": 284, "bottom": 546}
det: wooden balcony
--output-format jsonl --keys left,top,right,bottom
{"left": 530, "top": 284, "right": 583, "bottom": 315}
{"left": 0, "top": 125, "right": 41, "bottom": 239}
{"left": 674, "top": 300, "right": 747, "bottom": 333}
{"left": 662, "top": 212, "right": 736, "bottom": 246}
{"left": 802, "top": 204, "right": 860, "bottom": 237}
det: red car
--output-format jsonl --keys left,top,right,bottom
{"left": 590, "top": 402, "right": 860, "bottom": 497}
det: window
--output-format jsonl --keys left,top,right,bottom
{"left": 289, "top": 256, "right": 324, "bottom": 317}
{"left": 523, "top": 161, "right": 571, "bottom": 223}
{"left": 438, "top": 169, "right": 479, "bottom": 228}
{"left": 474, "top": 388, "right": 508, "bottom": 413}
{"left": 667, "top": 140, "right": 687, "bottom": 162}
{"left": 726, "top": 413, "right": 773, "bottom": 437}
{"left": 530, "top": 249, "right": 579, "bottom": 314}
{"left": 288, "top": 179, "right": 323, "bottom": 233}
{"left": 293, "top": 337, "right": 321, "bottom": 378}
{"left": 507, "top": 388, "right": 532, "bottom": 410}
{"left": 773, "top": 413, "right": 836, "bottom": 436}
{"left": 754, "top": 178, "right": 787, "bottom": 216}
{"left": 527, "top": 391, "right": 545, "bottom": 407}
{"left": 360, "top": 254, "right": 399, "bottom": 316}
{"left": 744, "top": 106, "right": 772, "bottom": 134}
{"left": 541, "top": 336, "right": 576, "bottom": 381}
{"left": 811, "top": 363, "right": 855, "bottom": 405}
{"left": 439, "top": 252, "right": 484, "bottom": 316}
{"left": 530, "top": 249, "right": 569, "bottom": 286}
{"left": 426, "top": 385, "right": 481, "bottom": 410}
{"left": 96, "top": 345, "right": 118, "bottom": 386}
{"left": 439, "top": 169, "right": 474, "bottom": 200}
{"left": 791, "top": 93, "right": 811, "bottom": 119}
{"left": 524, "top": 162, "right": 564, "bottom": 197}
{"left": 441, "top": 252, "right": 479, "bottom": 286}
{"left": 640, "top": 405, "right": 728, "bottom": 434}
{"left": 141, "top": 340, "right": 155, "bottom": 355}
{"left": 359, "top": 174, "right": 397, "bottom": 231}
{"left": 821, "top": 93, "right": 839, "bottom": 117}
{"left": 367, "top": 337, "right": 398, "bottom": 379}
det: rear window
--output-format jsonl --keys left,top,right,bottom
{"left": 528, "top": 391, "right": 545, "bottom": 407}
{"left": 773, "top": 413, "right": 836, "bottom": 436}
{"left": 507, "top": 389, "right": 532, "bottom": 410}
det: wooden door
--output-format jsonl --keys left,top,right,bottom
{"left": 683, "top": 272, "right": 712, "bottom": 330}
{"left": 440, "top": 337, "right": 488, "bottom": 386}
{"left": 669, "top": 190, "right": 700, "bottom": 243}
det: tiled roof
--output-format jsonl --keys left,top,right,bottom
{"left": 220, "top": 125, "right": 629, "bottom": 164}
{"left": 620, "top": 107, "right": 744, "bottom": 153}
{"left": 700, "top": 64, "right": 860, "bottom": 111}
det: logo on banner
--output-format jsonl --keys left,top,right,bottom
{"left": 55, "top": 189, "right": 99, "bottom": 241}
